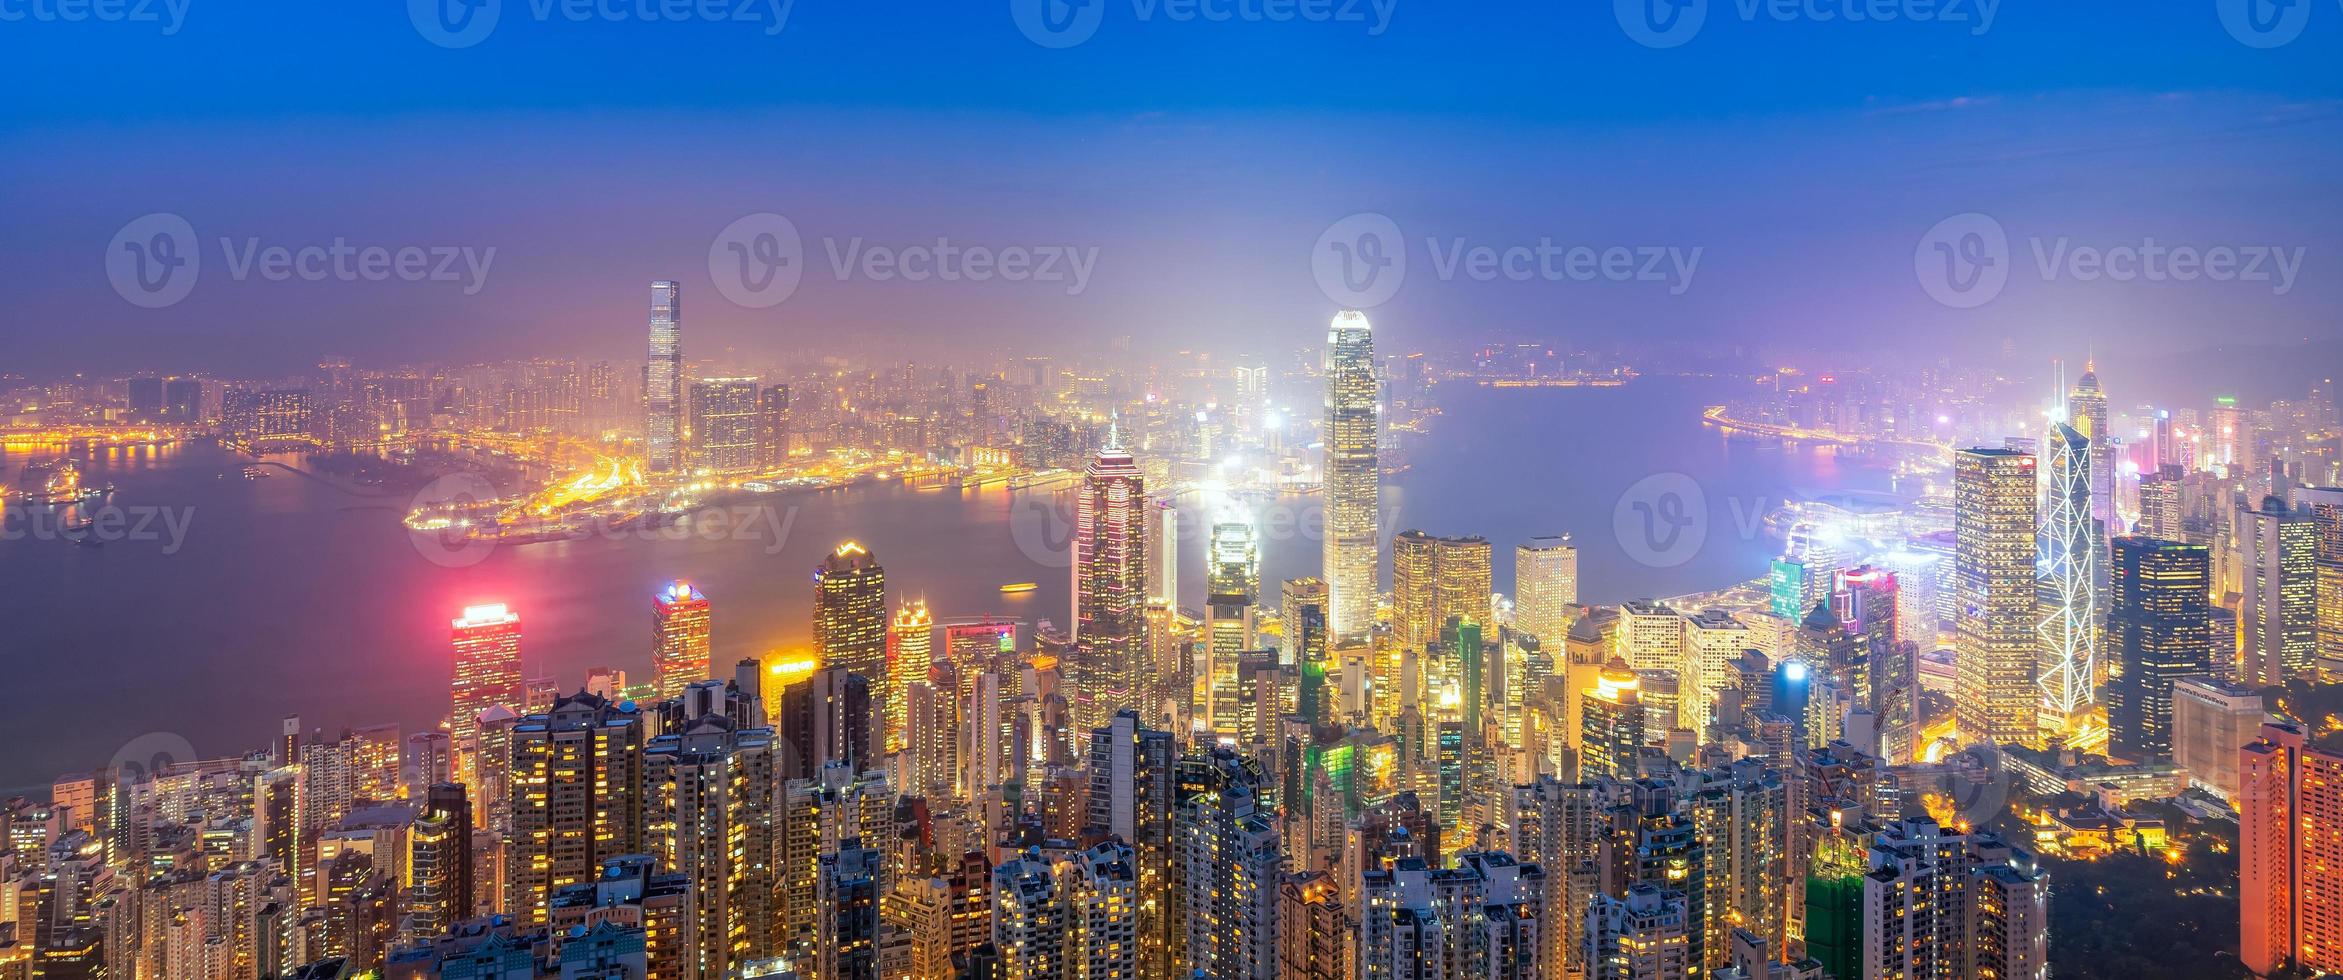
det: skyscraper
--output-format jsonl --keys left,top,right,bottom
{"left": 1583, "top": 884, "right": 1692, "bottom": 980}
{"left": 2300, "top": 487, "right": 2343, "bottom": 680}
{"left": 816, "top": 541, "right": 888, "bottom": 695}
{"left": 2241, "top": 721, "right": 2343, "bottom": 975}
{"left": 645, "top": 280, "right": 683, "bottom": 474}
{"left": 1074, "top": 427, "right": 1147, "bottom": 734}
{"left": 1175, "top": 748, "right": 1281, "bottom": 979}
{"left": 1323, "top": 310, "right": 1380, "bottom": 642}
{"left": 2037, "top": 422, "right": 2100, "bottom": 741}
{"left": 506, "top": 691, "right": 647, "bottom": 924}
{"left": 643, "top": 686, "right": 780, "bottom": 973}
{"left": 651, "top": 581, "right": 711, "bottom": 703}
{"left": 1860, "top": 820, "right": 2048, "bottom": 980}
{"left": 1954, "top": 448, "right": 2039, "bottom": 747}
{"left": 450, "top": 603, "right": 523, "bottom": 788}
{"left": 1282, "top": 579, "right": 1331, "bottom": 727}
{"left": 2105, "top": 538, "right": 2211, "bottom": 761}
{"left": 2239, "top": 496, "right": 2317, "bottom": 686}
{"left": 887, "top": 599, "right": 933, "bottom": 751}
{"left": 1392, "top": 530, "right": 1494, "bottom": 658}
{"left": 407, "top": 783, "right": 473, "bottom": 939}
{"left": 1515, "top": 535, "right": 1578, "bottom": 655}
{"left": 687, "top": 377, "right": 761, "bottom": 473}
{"left": 1205, "top": 522, "right": 1260, "bottom": 736}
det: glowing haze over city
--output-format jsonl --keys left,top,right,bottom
{"left": 1, "top": 3, "right": 2339, "bottom": 979}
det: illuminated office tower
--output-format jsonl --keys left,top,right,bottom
{"left": 1283, "top": 579, "right": 1332, "bottom": 726}
{"left": 650, "top": 581, "right": 711, "bottom": 703}
{"left": 1619, "top": 599, "right": 1685, "bottom": 675}
{"left": 505, "top": 691, "right": 647, "bottom": 925}
{"left": 644, "top": 685, "right": 780, "bottom": 973}
{"left": 2211, "top": 396, "right": 2243, "bottom": 469}
{"left": 1205, "top": 522, "right": 1260, "bottom": 735}
{"left": 1323, "top": 310, "right": 1380, "bottom": 642}
{"left": 450, "top": 603, "right": 523, "bottom": 787}
{"left": 1954, "top": 448, "right": 2039, "bottom": 747}
{"left": 1582, "top": 884, "right": 1692, "bottom": 980}
{"left": 2036, "top": 422, "right": 2100, "bottom": 741}
{"left": 1088, "top": 710, "right": 1179, "bottom": 978}
{"left": 817, "top": 841, "right": 886, "bottom": 980}
{"left": 1074, "top": 428, "right": 1147, "bottom": 735}
{"left": 2138, "top": 466, "right": 2184, "bottom": 541}
{"left": 2241, "top": 720, "right": 2343, "bottom": 975}
{"left": 2105, "top": 538, "right": 2211, "bottom": 761}
{"left": 2239, "top": 496, "right": 2317, "bottom": 686}
{"left": 1148, "top": 500, "right": 1179, "bottom": 605}
{"left": 1176, "top": 747, "right": 1281, "bottom": 979}
{"left": 1516, "top": 535, "right": 1579, "bottom": 655}
{"left": 887, "top": 600, "right": 934, "bottom": 751}
{"left": 645, "top": 280, "right": 683, "bottom": 474}
{"left": 816, "top": 540, "right": 889, "bottom": 690}
{"left": 1580, "top": 660, "right": 1647, "bottom": 780}
{"left": 1392, "top": 530, "right": 1495, "bottom": 658}
{"left": 758, "top": 383, "right": 791, "bottom": 468}
{"left": 2069, "top": 362, "right": 2114, "bottom": 531}
{"left": 407, "top": 784, "right": 473, "bottom": 940}
{"left": 1859, "top": 820, "right": 2048, "bottom": 980}
{"left": 687, "top": 377, "right": 761, "bottom": 473}
{"left": 1682, "top": 609, "right": 1747, "bottom": 740}
{"left": 2303, "top": 487, "right": 2343, "bottom": 680}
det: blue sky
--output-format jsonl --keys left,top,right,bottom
{"left": 3, "top": 0, "right": 2339, "bottom": 376}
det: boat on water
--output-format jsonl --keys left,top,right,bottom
{"left": 243, "top": 465, "right": 270, "bottom": 480}
{"left": 12, "top": 459, "right": 104, "bottom": 504}
{"left": 999, "top": 582, "right": 1038, "bottom": 594}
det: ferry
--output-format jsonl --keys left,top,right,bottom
{"left": 999, "top": 582, "right": 1039, "bottom": 595}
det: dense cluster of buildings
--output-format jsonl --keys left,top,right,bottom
{"left": 5, "top": 294, "right": 2340, "bottom": 979}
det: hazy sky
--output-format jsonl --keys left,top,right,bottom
{"left": 4, "top": 0, "right": 2339, "bottom": 377}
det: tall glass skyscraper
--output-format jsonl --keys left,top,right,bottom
{"left": 2105, "top": 538, "right": 2210, "bottom": 761}
{"left": 1074, "top": 427, "right": 1147, "bottom": 733}
{"left": 1515, "top": 535, "right": 1578, "bottom": 656}
{"left": 1322, "top": 311, "right": 1379, "bottom": 642}
{"left": 815, "top": 542, "right": 888, "bottom": 692}
{"left": 2036, "top": 422, "right": 2099, "bottom": 741}
{"left": 1954, "top": 448, "right": 2039, "bottom": 747}
{"left": 645, "top": 280, "right": 683, "bottom": 474}
{"left": 651, "top": 581, "right": 711, "bottom": 702}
